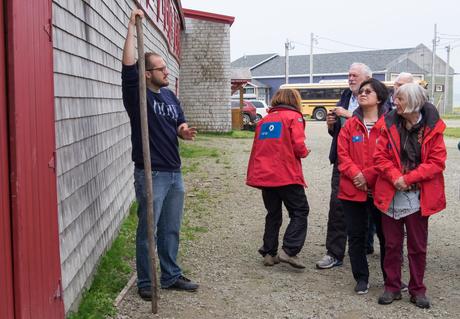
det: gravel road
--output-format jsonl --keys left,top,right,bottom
{"left": 115, "top": 121, "right": 460, "bottom": 319}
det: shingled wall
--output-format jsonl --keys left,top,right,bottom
{"left": 179, "top": 13, "right": 232, "bottom": 132}
{"left": 52, "top": 0, "right": 181, "bottom": 312}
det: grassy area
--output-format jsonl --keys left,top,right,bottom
{"left": 444, "top": 127, "right": 460, "bottom": 138}
{"left": 199, "top": 130, "right": 255, "bottom": 139}
{"left": 68, "top": 141, "right": 220, "bottom": 317}
{"left": 67, "top": 203, "right": 138, "bottom": 319}
{"left": 441, "top": 114, "right": 460, "bottom": 119}
{"left": 179, "top": 141, "right": 219, "bottom": 158}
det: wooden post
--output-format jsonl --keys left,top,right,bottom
{"left": 135, "top": 15, "right": 158, "bottom": 314}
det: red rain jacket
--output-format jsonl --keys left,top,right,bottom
{"left": 337, "top": 111, "right": 385, "bottom": 202}
{"left": 373, "top": 103, "right": 446, "bottom": 216}
{"left": 246, "top": 105, "right": 309, "bottom": 188}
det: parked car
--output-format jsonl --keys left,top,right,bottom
{"left": 231, "top": 100, "right": 257, "bottom": 125}
{"left": 248, "top": 100, "right": 269, "bottom": 121}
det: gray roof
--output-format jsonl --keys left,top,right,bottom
{"left": 249, "top": 79, "right": 269, "bottom": 88}
{"left": 230, "top": 67, "right": 252, "bottom": 80}
{"left": 386, "top": 59, "right": 427, "bottom": 75}
{"left": 245, "top": 48, "right": 414, "bottom": 77}
{"left": 231, "top": 53, "right": 278, "bottom": 69}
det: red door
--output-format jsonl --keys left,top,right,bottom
{"left": 6, "top": 0, "right": 65, "bottom": 318}
{"left": 0, "top": 1, "right": 15, "bottom": 318}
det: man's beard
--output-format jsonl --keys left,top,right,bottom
{"left": 150, "top": 77, "right": 169, "bottom": 88}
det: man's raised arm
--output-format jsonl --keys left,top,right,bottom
{"left": 122, "top": 9, "right": 144, "bottom": 66}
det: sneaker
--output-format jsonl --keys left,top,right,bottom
{"left": 401, "top": 282, "right": 408, "bottom": 292}
{"left": 354, "top": 281, "right": 369, "bottom": 295}
{"left": 164, "top": 275, "right": 199, "bottom": 292}
{"left": 410, "top": 295, "right": 431, "bottom": 309}
{"left": 138, "top": 287, "right": 152, "bottom": 301}
{"left": 278, "top": 250, "right": 306, "bottom": 269}
{"left": 315, "top": 254, "right": 343, "bottom": 269}
{"left": 263, "top": 254, "right": 280, "bottom": 266}
{"left": 378, "top": 290, "right": 402, "bottom": 305}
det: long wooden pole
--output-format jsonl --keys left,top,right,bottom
{"left": 135, "top": 15, "right": 158, "bottom": 314}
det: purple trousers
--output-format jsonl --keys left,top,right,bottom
{"left": 381, "top": 211, "right": 429, "bottom": 296}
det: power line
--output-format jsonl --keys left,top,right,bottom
{"left": 318, "top": 36, "right": 382, "bottom": 50}
{"left": 439, "top": 33, "right": 460, "bottom": 37}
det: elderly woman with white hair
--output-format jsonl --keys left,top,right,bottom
{"left": 373, "top": 83, "right": 446, "bottom": 308}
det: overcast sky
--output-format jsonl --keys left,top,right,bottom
{"left": 181, "top": 0, "right": 460, "bottom": 105}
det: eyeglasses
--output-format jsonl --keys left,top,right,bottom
{"left": 358, "top": 88, "right": 375, "bottom": 95}
{"left": 146, "top": 66, "right": 168, "bottom": 73}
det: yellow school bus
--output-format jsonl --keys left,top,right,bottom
{"left": 280, "top": 81, "right": 395, "bottom": 120}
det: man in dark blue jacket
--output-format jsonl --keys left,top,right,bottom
{"left": 316, "top": 63, "right": 372, "bottom": 269}
{"left": 122, "top": 9, "right": 198, "bottom": 301}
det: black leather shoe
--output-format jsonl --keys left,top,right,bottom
{"left": 138, "top": 287, "right": 152, "bottom": 301}
{"left": 165, "top": 275, "right": 199, "bottom": 291}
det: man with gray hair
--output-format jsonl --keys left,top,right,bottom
{"left": 316, "top": 63, "right": 372, "bottom": 269}
{"left": 390, "top": 72, "right": 415, "bottom": 109}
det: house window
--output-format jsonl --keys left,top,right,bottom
{"left": 244, "top": 87, "right": 255, "bottom": 94}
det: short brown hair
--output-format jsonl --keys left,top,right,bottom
{"left": 270, "top": 89, "right": 301, "bottom": 111}
{"left": 145, "top": 52, "right": 162, "bottom": 70}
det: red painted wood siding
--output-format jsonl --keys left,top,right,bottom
{"left": 0, "top": 1, "right": 14, "bottom": 317}
{"left": 6, "top": 0, "right": 64, "bottom": 318}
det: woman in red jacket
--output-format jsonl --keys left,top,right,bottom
{"left": 246, "top": 89, "right": 310, "bottom": 269}
{"left": 374, "top": 83, "right": 446, "bottom": 308}
{"left": 337, "top": 78, "right": 389, "bottom": 295}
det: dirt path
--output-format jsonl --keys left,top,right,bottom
{"left": 116, "top": 121, "right": 460, "bottom": 319}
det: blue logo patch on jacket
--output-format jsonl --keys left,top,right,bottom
{"left": 352, "top": 135, "right": 363, "bottom": 143}
{"left": 259, "top": 122, "right": 282, "bottom": 140}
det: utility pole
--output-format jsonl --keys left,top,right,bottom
{"left": 430, "top": 24, "right": 437, "bottom": 103}
{"left": 443, "top": 44, "right": 451, "bottom": 115}
{"left": 285, "top": 39, "right": 294, "bottom": 84}
{"left": 309, "top": 33, "right": 314, "bottom": 83}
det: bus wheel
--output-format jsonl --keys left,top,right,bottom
{"left": 313, "top": 107, "right": 327, "bottom": 121}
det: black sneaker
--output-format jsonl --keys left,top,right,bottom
{"left": 164, "top": 275, "right": 199, "bottom": 292}
{"left": 354, "top": 281, "right": 369, "bottom": 295}
{"left": 138, "top": 287, "right": 152, "bottom": 301}
{"left": 378, "top": 290, "right": 402, "bottom": 305}
{"left": 410, "top": 294, "right": 431, "bottom": 309}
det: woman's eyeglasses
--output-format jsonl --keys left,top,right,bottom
{"left": 358, "top": 88, "right": 375, "bottom": 95}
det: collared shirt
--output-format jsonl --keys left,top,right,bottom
{"left": 348, "top": 95, "right": 359, "bottom": 113}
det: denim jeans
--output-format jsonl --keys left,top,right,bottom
{"left": 134, "top": 167, "right": 184, "bottom": 288}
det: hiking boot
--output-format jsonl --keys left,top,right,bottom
{"left": 378, "top": 290, "right": 402, "bottom": 305}
{"left": 315, "top": 254, "right": 343, "bottom": 269}
{"left": 354, "top": 280, "right": 369, "bottom": 295}
{"left": 278, "top": 250, "right": 305, "bottom": 269}
{"left": 164, "top": 275, "right": 199, "bottom": 292}
{"left": 138, "top": 287, "right": 152, "bottom": 301}
{"left": 263, "top": 254, "right": 280, "bottom": 266}
{"left": 410, "top": 295, "right": 431, "bottom": 309}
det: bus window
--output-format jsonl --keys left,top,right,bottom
{"left": 280, "top": 82, "right": 394, "bottom": 121}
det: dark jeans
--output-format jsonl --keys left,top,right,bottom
{"left": 366, "top": 213, "right": 376, "bottom": 252}
{"left": 325, "top": 163, "right": 347, "bottom": 261}
{"left": 342, "top": 197, "right": 386, "bottom": 283}
{"left": 258, "top": 185, "right": 309, "bottom": 257}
